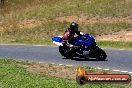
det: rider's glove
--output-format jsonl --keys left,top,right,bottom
{"left": 80, "top": 32, "right": 85, "bottom": 36}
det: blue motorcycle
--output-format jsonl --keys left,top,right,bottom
{"left": 52, "top": 34, "right": 107, "bottom": 60}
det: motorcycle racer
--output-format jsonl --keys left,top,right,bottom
{"left": 62, "top": 22, "right": 84, "bottom": 49}
{"left": 52, "top": 22, "right": 107, "bottom": 60}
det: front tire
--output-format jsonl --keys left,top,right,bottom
{"left": 95, "top": 48, "right": 107, "bottom": 61}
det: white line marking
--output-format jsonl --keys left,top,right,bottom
{"left": 59, "top": 64, "right": 63, "bottom": 66}
{"left": 104, "top": 69, "right": 110, "bottom": 71}
{"left": 112, "top": 70, "right": 120, "bottom": 72}
{"left": 38, "top": 62, "right": 44, "bottom": 64}
{"left": 128, "top": 72, "right": 132, "bottom": 74}
{"left": 120, "top": 71, "right": 128, "bottom": 73}
{"left": 66, "top": 65, "right": 73, "bottom": 67}
{"left": 51, "top": 63, "right": 55, "bottom": 64}
{"left": 96, "top": 67, "right": 102, "bottom": 70}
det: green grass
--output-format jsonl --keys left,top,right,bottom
{"left": 1, "top": 0, "right": 132, "bottom": 19}
{"left": 1, "top": 21, "right": 131, "bottom": 42}
{"left": 81, "top": 22, "right": 131, "bottom": 36}
{"left": 12, "top": 38, "right": 52, "bottom": 45}
{"left": 97, "top": 41, "right": 132, "bottom": 49}
{"left": 0, "top": 59, "right": 126, "bottom": 88}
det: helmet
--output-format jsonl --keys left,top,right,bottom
{"left": 70, "top": 22, "right": 78, "bottom": 32}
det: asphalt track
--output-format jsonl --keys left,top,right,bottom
{"left": 0, "top": 45, "right": 132, "bottom": 72}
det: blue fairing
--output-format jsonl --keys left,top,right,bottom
{"left": 52, "top": 36, "right": 62, "bottom": 43}
{"left": 85, "top": 34, "right": 95, "bottom": 41}
{"left": 72, "top": 34, "right": 95, "bottom": 46}
{"left": 52, "top": 34, "right": 95, "bottom": 47}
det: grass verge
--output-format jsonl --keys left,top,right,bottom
{"left": 12, "top": 38, "right": 52, "bottom": 45}
{"left": 0, "top": 59, "right": 128, "bottom": 88}
{"left": 3, "top": 38, "right": 132, "bottom": 50}
{"left": 97, "top": 41, "right": 132, "bottom": 49}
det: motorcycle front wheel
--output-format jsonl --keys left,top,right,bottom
{"left": 95, "top": 48, "right": 107, "bottom": 61}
